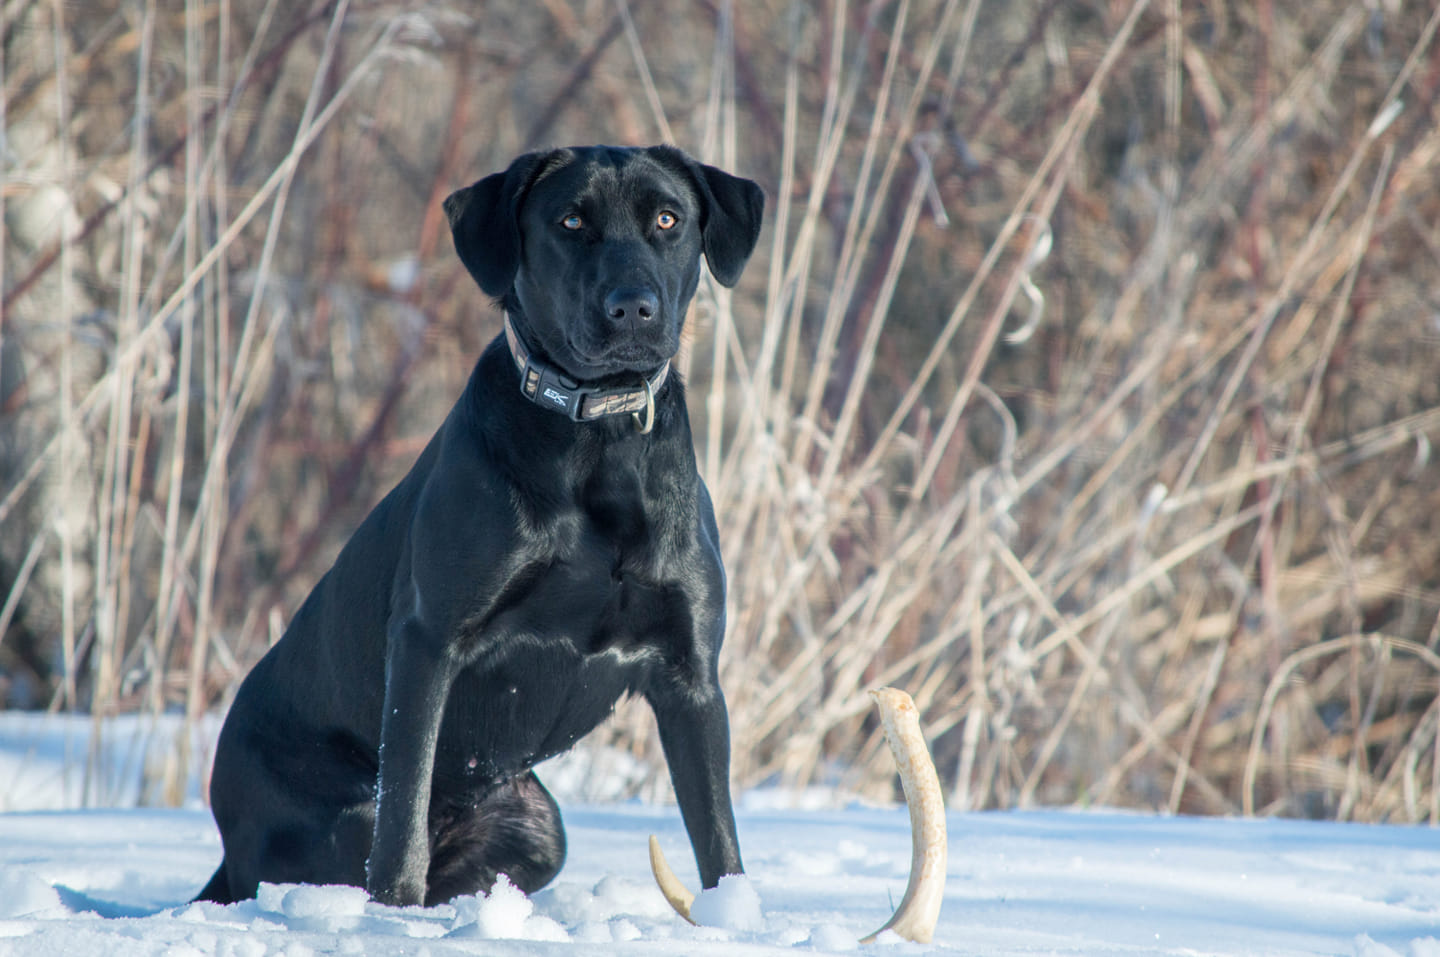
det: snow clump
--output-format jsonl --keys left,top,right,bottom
{"left": 0, "top": 868, "right": 63, "bottom": 918}
{"left": 449, "top": 873, "right": 568, "bottom": 941}
{"left": 687, "top": 873, "right": 764, "bottom": 932}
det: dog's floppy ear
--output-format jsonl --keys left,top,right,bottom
{"left": 444, "top": 150, "right": 562, "bottom": 298}
{"left": 653, "top": 147, "right": 765, "bottom": 288}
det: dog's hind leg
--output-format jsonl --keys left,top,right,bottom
{"left": 207, "top": 712, "right": 380, "bottom": 901}
{"left": 423, "top": 771, "right": 566, "bottom": 905}
{"left": 194, "top": 861, "right": 234, "bottom": 903}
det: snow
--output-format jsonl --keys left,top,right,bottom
{"left": 689, "top": 874, "right": 765, "bottom": 932}
{"left": 2, "top": 714, "right": 1439, "bottom": 955}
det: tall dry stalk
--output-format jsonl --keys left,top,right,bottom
{"left": 2, "top": 0, "right": 417, "bottom": 803}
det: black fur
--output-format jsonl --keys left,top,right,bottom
{"left": 199, "top": 145, "right": 764, "bottom": 907}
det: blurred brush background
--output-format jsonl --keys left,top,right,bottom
{"left": 2, "top": 0, "right": 1439, "bottom": 821}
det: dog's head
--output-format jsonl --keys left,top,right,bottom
{"left": 444, "top": 145, "right": 764, "bottom": 381}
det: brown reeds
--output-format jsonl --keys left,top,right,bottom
{"left": 1, "top": 0, "right": 1438, "bottom": 822}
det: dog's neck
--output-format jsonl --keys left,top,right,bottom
{"left": 502, "top": 314, "right": 669, "bottom": 434}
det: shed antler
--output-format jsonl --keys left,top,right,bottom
{"left": 647, "top": 834, "right": 697, "bottom": 925}
{"left": 646, "top": 686, "right": 947, "bottom": 944}
{"left": 859, "top": 687, "right": 947, "bottom": 944}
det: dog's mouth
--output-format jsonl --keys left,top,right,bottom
{"left": 566, "top": 331, "right": 676, "bottom": 379}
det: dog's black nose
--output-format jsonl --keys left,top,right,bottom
{"left": 604, "top": 288, "right": 660, "bottom": 322}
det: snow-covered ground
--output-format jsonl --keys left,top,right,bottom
{"left": 1, "top": 713, "right": 1438, "bottom": 956}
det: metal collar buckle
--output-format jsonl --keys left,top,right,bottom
{"left": 631, "top": 375, "right": 656, "bottom": 434}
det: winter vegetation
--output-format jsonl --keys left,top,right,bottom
{"left": 3, "top": 0, "right": 1440, "bottom": 830}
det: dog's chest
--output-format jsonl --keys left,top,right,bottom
{"left": 434, "top": 577, "right": 673, "bottom": 789}
{"left": 434, "top": 489, "right": 695, "bottom": 789}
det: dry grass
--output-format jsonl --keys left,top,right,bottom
{"left": 2, "top": 0, "right": 1439, "bottom": 821}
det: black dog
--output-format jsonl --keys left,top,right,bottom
{"left": 198, "top": 145, "right": 764, "bottom": 908}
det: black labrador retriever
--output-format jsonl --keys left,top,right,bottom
{"left": 198, "top": 145, "right": 764, "bottom": 908}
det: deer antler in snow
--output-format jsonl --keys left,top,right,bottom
{"left": 859, "top": 687, "right": 947, "bottom": 944}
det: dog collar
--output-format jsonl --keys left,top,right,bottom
{"left": 503, "top": 315, "right": 668, "bottom": 434}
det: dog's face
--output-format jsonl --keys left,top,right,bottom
{"left": 444, "top": 146, "right": 764, "bottom": 381}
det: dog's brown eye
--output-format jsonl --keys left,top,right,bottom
{"left": 561, "top": 213, "right": 584, "bottom": 231}
{"left": 656, "top": 210, "right": 678, "bottom": 230}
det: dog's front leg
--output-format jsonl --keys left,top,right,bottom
{"left": 650, "top": 679, "right": 744, "bottom": 889}
{"left": 366, "top": 619, "right": 453, "bottom": 906}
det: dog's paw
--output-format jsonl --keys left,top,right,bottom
{"left": 367, "top": 876, "right": 427, "bottom": 909}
